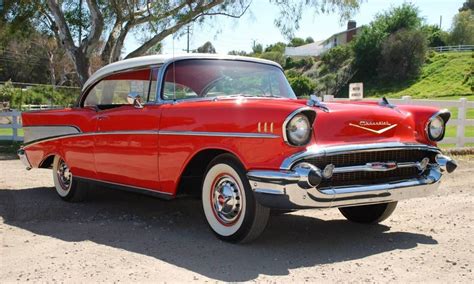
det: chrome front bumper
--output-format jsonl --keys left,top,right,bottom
{"left": 247, "top": 144, "right": 457, "bottom": 209}
{"left": 17, "top": 148, "right": 32, "bottom": 170}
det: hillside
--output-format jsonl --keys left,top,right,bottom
{"left": 354, "top": 51, "right": 473, "bottom": 99}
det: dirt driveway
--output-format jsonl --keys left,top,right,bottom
{"left": 1, "top": 155, "right": 473, "bottom": 282}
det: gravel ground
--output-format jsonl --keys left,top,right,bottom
{"left": 1, "top": 154, "right": 473, "bottom": 283}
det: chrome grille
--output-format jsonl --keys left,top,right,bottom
{"left": 304, "top": 149, "right": 437, "bottom": 188}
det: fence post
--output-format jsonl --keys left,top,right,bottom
{"left": 12, "top": 111, "right": 18, "bottom": 141}
{"left": 457, "top": 98, "right": 467, "bottom": 147}
{"left": 401, "top": 95, "right": 412, "bottom": 105}
{"left": 323, "top": 95, "right": 334, "bottom": 102}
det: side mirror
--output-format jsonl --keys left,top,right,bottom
{"left": 127, "top": 92, "right": 143, "bottom": 109}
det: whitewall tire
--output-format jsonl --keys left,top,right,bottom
{"left": 52, "top": 155, "right": 86, "bottom": 202}
{"left": 202, "top": 154, "right": 270, "bottom": 243}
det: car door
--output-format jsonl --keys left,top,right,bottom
{"left": 87, "top": 68, "right": 162, "bottom": 191}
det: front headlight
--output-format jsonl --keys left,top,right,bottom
{"left": 428, "top": 116, "right": 445, "bottom": 140}
{"left": 286, "top": 114, "right": 311, "bottom": 146}
{"left": 426, "top": 110, "right": 450, "bottom": 141}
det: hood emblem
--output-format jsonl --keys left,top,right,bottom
{"left": 349, "top": 121, "right": 397, "bottom": 134}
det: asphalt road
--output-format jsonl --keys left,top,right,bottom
{"left": 1, "top": 155, "right": 473, "bottom": 282}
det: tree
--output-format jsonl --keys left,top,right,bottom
{"left": 252, "top": 43, "right": 263, "bottom": 54}
{"left": 264, "top": 42, "right": 286, "bottom": 53}
{"left": 449, "top": 10, "right": 474, "bottom": 45}
{"left": 288, "top": 37, "right": 306, "bottom": 47}
{"left": 305, "top": 37, "right": 315, "bottom": 43}
{"left": 6, "top": 0, "right": 362, "bottom": 86}
{"left": 258, "top": 51, "right": 285, "bottom": 66}
{"left": 228, "top": 50, "right": 248, "bottom": 56}
{"left": 287, "top": 74, "right": 316, "bottom": 97}
{"left": 377, "top": 29, "right": 427, "bottom": 82}
{"left": 352, "top": 3, "right": 423, "bottom": 76}
{"left": 194, "top": 41, "right": 216, "bottom": 53}
{"left": 421, "top": 25, "right": 448, "bottom": 47}
{"left": 459, "top": 0, "right": 474, "bottom": 12}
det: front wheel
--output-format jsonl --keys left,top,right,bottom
{"left": 52, "top": 155, "right": 86, "bottom": 202}
{"left": 202, "top": 154, "right": 270, "bottom": 243}
{"left": 339, "top": 202, "right": 398, "bottom": 224}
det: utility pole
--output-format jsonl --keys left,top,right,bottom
{"left": 186, "top": 25, "right": 190, "bottom": 53}
{"left": 78, "top": 0, "right": 83, "bottom": 43}
{"left": 439, "top": 15, "right": 442, "bottom": 29}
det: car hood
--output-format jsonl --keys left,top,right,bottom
{"left": 312, "top": 101, "right": 420, "bottom": 146}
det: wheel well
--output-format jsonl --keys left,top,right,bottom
{"left": 176, "top": 149, "right": 237, "bottom": 197}
{"left": 39, "top": 155, "right": 55, "bottom": 169}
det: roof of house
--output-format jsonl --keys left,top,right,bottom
{"left": 83, "top": 54, "right": 282, "bottom": 91}
{"left": 284, "top": 41, "right": 325, "bottom": 57}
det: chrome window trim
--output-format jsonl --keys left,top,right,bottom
{"left": 425, "top": 109, "right": 451, "bottom": 142}
{"left": 282, "top": 107, "right": 317, "bottom": 147}
{"left": 280, "top": 142, "right": 441, "bottom": 170}
{"left": 79, "top": 65, "right": 162, "bottom": 107}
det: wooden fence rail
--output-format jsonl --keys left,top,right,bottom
{"left": 0, "top": 111, "right": 22, "bottom": 141}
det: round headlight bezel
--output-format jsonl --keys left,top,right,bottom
{"left": 283, "top": 109, "right": 316, "bottom": 146}
{"left": 425, "top": 110, "right": 450, "bottom": 142}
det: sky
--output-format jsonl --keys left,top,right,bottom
{"left": 124, "top": 0, "right": 465, "bottom": 56}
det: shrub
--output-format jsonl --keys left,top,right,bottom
{"left": 288, "top": 75, "right": 316, "bottom": 97}
{"left": 377, "top": 29, "right": 427, "bottom": 81}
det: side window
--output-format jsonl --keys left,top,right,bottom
{"left": 84, "top": 69, "right": 151, "bottom": 107}
{"left": 148, "top": 68, "right": 159, "bottom": 102}
{"left": 163, "top": 82, "right": 198, "bottom": 100}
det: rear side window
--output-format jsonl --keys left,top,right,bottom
{"left": 84, "top": 69, "right": 151, "bottom": 107}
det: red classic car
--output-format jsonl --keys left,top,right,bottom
{"left": 18, "top": 54, "right": 457, "bottom": 243}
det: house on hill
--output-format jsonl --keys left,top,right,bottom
{"left": 285, "top": 21, "right": 360, "bottom": 57}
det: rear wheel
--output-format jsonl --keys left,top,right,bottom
{"left": 339, "top": 202, "right": 397, "bottom": 224}
{"left": 201, "top": 154, "right": 270, "bottom": 243}
{"left": 52, "top": 155, "right": 86, "bottom": 202}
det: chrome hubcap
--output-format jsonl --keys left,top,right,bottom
{"left": 212, "top": 175, "right": 242, "bottom": 224}
{"left": 57, "top": 159, "right": 72, "bottom": 190}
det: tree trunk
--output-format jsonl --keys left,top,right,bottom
{"left": 70, "top": 48, "right": 90, "bottom": 86}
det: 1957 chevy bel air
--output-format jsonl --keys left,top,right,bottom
{"left": 18, "top": 54, "right": 457, "bottom": 243}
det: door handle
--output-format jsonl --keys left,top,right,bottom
{"left": 97, "top": 116, "right": 109, "bottom": 121}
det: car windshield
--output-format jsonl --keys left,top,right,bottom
{"left": 162, "top": 59, "right": 296, "bottom": 100}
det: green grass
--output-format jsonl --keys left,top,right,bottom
{"left": 0, "top": 128, "right": 24, "bottom": 136}
{"left": 363, "top": 51, "right": 473, "bottom": 100}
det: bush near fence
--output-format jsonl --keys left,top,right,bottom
{"left": 0, "top": 80, "right": 80, "bottom": 110}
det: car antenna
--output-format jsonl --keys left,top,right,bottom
{"left": 307, "top": 94, "right": 329, "bottom": 112}
{"left": 379, "top": 97, "right": 396, "bottom": 109}
{"left": 172, "top": 35, "right": 176, "bottom": 102}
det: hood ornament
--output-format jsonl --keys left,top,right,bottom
{"left": 349, "top": 121, "right": 397, "bottom": 134}
{"left": 307, "top": 95, "right": 329, "bottom": 112}
{"left": 379, "top": 97, "right": 400, "bottom": 111}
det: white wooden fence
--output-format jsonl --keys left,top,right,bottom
{"left": 323, "top": 95, "right": 474, "bottom": 147}
{"left": 430, "top": 45, "right": 474, "bottom": 52}
{"left": 0, "top": 111, "right": 22, "bottom": 141}
{"left": 1, "top": 96, "right": 473, "bottom": 146}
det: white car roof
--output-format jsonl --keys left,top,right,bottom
{"left": 82, "top": 53, "right": 282, "bottom": 92}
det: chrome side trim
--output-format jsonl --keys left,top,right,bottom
{"left": 23, "top": 129, "right": 279, "bottom": 148}
{"left": 23, "top": 125, "right": 81, "bottom": 144}
{"left": 280, "top": 142, "right": 441, "bottom": 170}
{"left": 17, "top": 148, "right": 32, "bottom": 170}
{"left": 282, "top": 107, "right": 317, "bottom": 146}
{"left": 158, "top": 130, "right": 279, "bottom": 138}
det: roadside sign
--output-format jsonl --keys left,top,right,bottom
{"left": 349, "top": 83, "right": 363, "bottom": 100}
